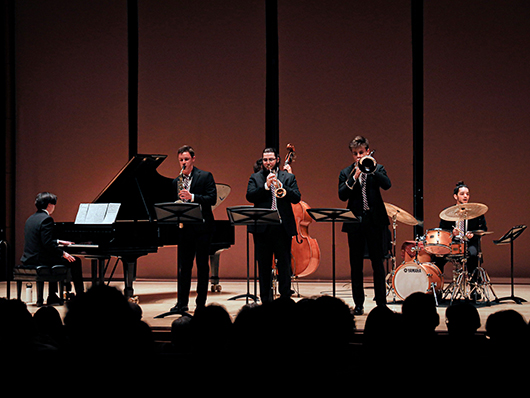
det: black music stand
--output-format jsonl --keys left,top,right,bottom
{"left": 154, "top": 201, "right": 204, "bottom": 225}
{"left": 306, "top": 208, "right": 358, "bottom": 297}
{"left": 493, "top": 225, "right": 527, "bottom": 304}
{"left": 226, "top": 206, "right": 281, "bottom": 304}
{"left": 153, "top": 202, "right": 204, "bottom": 318}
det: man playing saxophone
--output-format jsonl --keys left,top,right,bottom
{"left": 171, "top": 145, "right": 217, "bottom": 313}
{"left": 246, "top": 147, "right": 301, "bottom": 303}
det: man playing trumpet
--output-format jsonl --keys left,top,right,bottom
{"left": 246, "top": 147, "right": 301, "bottom": 303}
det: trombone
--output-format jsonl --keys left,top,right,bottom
{"left": 357, "top": 150, "right": 377, "bottom": 174}
{"left": 345, "top": 150, "right": 377, "bottom": 189}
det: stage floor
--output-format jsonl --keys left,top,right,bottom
{"left": 3, "top": 278, "right": 529, "bottom": 333}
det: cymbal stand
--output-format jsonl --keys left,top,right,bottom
{"left": 469, "top": 238, "right": 498, "bottom": 304}
{"left": 385, "top": 215, "right": 399, "bottom": 303}
{"left": 443, "top": 241, "right": 471, "bottom": 304}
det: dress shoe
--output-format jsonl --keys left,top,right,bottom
{"left": 171, "top": 304, "right": 189, "bottom": 313}
{"left": 46, "top": 294, "right": 64, "bottom": 306}
{"left": 353, "top": 306, "right": 364, "bottom": 316}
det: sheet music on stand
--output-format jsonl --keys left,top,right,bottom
{"left": 74, "top": 203, "right": 121, "bottom": 224}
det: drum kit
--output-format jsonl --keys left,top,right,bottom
{"left": 385, "top": 202, "right": 497, "bottom": 305}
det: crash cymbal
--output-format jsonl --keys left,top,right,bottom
{"left": 385, "top": 202, "right": 419, "bottom": 226}
{"left": 213, "top": 183, "right": 231, "bottom": 210}
{"left": 439, "top": 203, "right": 488, "bottom": 221}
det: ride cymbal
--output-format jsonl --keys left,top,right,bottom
{"left": 439, "top": 203, "right": 488, "bottom": 221}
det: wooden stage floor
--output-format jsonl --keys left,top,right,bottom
{"left": 3, "top": 278, "right": 529, "bottom": 332}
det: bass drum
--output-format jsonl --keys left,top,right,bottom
{"left": 392, "top": 262, "right": 443, "bottom": 301}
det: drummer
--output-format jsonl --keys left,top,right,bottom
{"left": 435, "top": 181, "right": 487, "bottom": 277}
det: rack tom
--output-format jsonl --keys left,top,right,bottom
{"left": 424, "top": 228, "right": 452, "bottom": 255}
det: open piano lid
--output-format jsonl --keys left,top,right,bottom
{"left": 93, "top": 154, "right": 174, "bottom": 222}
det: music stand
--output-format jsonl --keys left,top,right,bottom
{"left": 226, "top": 206, "right": 281, "bottom": 304}
{"left": 153, "top": 202, "right": 204, "bottom": 318}
{"left": 494, "top": 225, "right": 527, "bottom": 304}
{"left": 306, "top": 208, "right": 358, "bottom": 297}
{"left": 154, "top": 202, "right": 204, "bottom": 225}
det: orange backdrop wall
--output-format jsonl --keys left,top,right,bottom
{"left": 14, "top": 0, "right": 530, "bottom": 280}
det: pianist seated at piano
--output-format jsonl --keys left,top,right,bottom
{"left": 20, "top": 192, "right": 84, "bottom": 306}
{"left": 171, "top": 145, "right": 217, "bottom": 313}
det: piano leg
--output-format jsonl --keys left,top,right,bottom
{"left": 89, "top": 257, "right": 107, "bottom": 286}
{"left": 209, "top": 249, "right": 226, "bottom": 293}
{"left": 121, "top": 257, "right": 137, "bottom": 299}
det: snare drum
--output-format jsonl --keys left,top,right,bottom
{"left": 401, "top": 240, "right": 432, "bottom": 263}
{"left": 449, "top": 242, "right": 465, "bottom": 256}
{"left": 424, "top": 228, "right": 452, "bottom": 255}
{"left": 392, "top": 262, "right": 443, "bottom": 300}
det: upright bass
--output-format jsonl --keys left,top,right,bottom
{"left": 283, "top": 144, "right": 321, "bottom": 278}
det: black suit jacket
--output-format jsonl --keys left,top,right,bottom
{"left": 338, "top": 163, "right": 391, "bottom": 232}
{"left": 172, "top": 167, "right": 217, "bottom": 233}
{"left": 21, "top": 210, "right": 64, "bottom": 265}
{"left": 246, "top": 169, "right": 301, "bottom": 236}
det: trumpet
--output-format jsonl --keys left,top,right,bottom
{"left": 268, "top": 167, "right": 287, "bottom": 198}
{"left": 357, "top": 150, "right": 377, "bottom": 174}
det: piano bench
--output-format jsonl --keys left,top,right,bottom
{"left": 13, "top": 265, "right": 69, "bottom": 305}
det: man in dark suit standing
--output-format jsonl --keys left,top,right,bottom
{"left": 339, "top": 136, "right": 391, "bottom": 315}
{"left": 171, "top": 145, "right": 217, "bottom": 312}
{"left": 21, "top": 192, "right": 84, "bottom": 306}
{"left": 246, "top": 147, "right": 301, "bottom": 303}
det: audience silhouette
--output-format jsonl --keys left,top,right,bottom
{"left": 2, "top": 285, "right": 529, "bottom": 390}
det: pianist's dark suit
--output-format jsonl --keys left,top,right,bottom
{"left": 246, "top": 168, "right": 301, "bottom": 302}
{"left": 172, "top": 167, "right": 217, "bottom": 309}
{"left": 21, "top": 210, "right": 84, "bottom": 301}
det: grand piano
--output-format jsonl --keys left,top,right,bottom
{"left": 54, "top": 154, "right": 234, "bottom": 298}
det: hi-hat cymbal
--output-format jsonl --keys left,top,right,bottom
{"left": 439, "top": 203, "right": 488, "bottom": 221}
{"left": 385, "top": 202, "right": 419, "bottom": 226}
{"left": 472, "top": 230, "right": 494, "bottom": 236}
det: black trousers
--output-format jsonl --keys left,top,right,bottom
{"left": 347, "top": 213, "right": 387, "bottom": 308}
{"left": 177, "top": 230, "right": 213, "bottom": 308}
{"left": 253, "top": 225, "right": 292, "bottom": 303}
{"left": 40, "top": 256, "right": 84, "bottom": 298}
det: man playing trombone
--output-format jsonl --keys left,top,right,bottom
{"left": 339, "top": 136, "right": 391, "bottom": 315}
{"left": 246, "top": 147, "right": 301, "bottom": 303}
